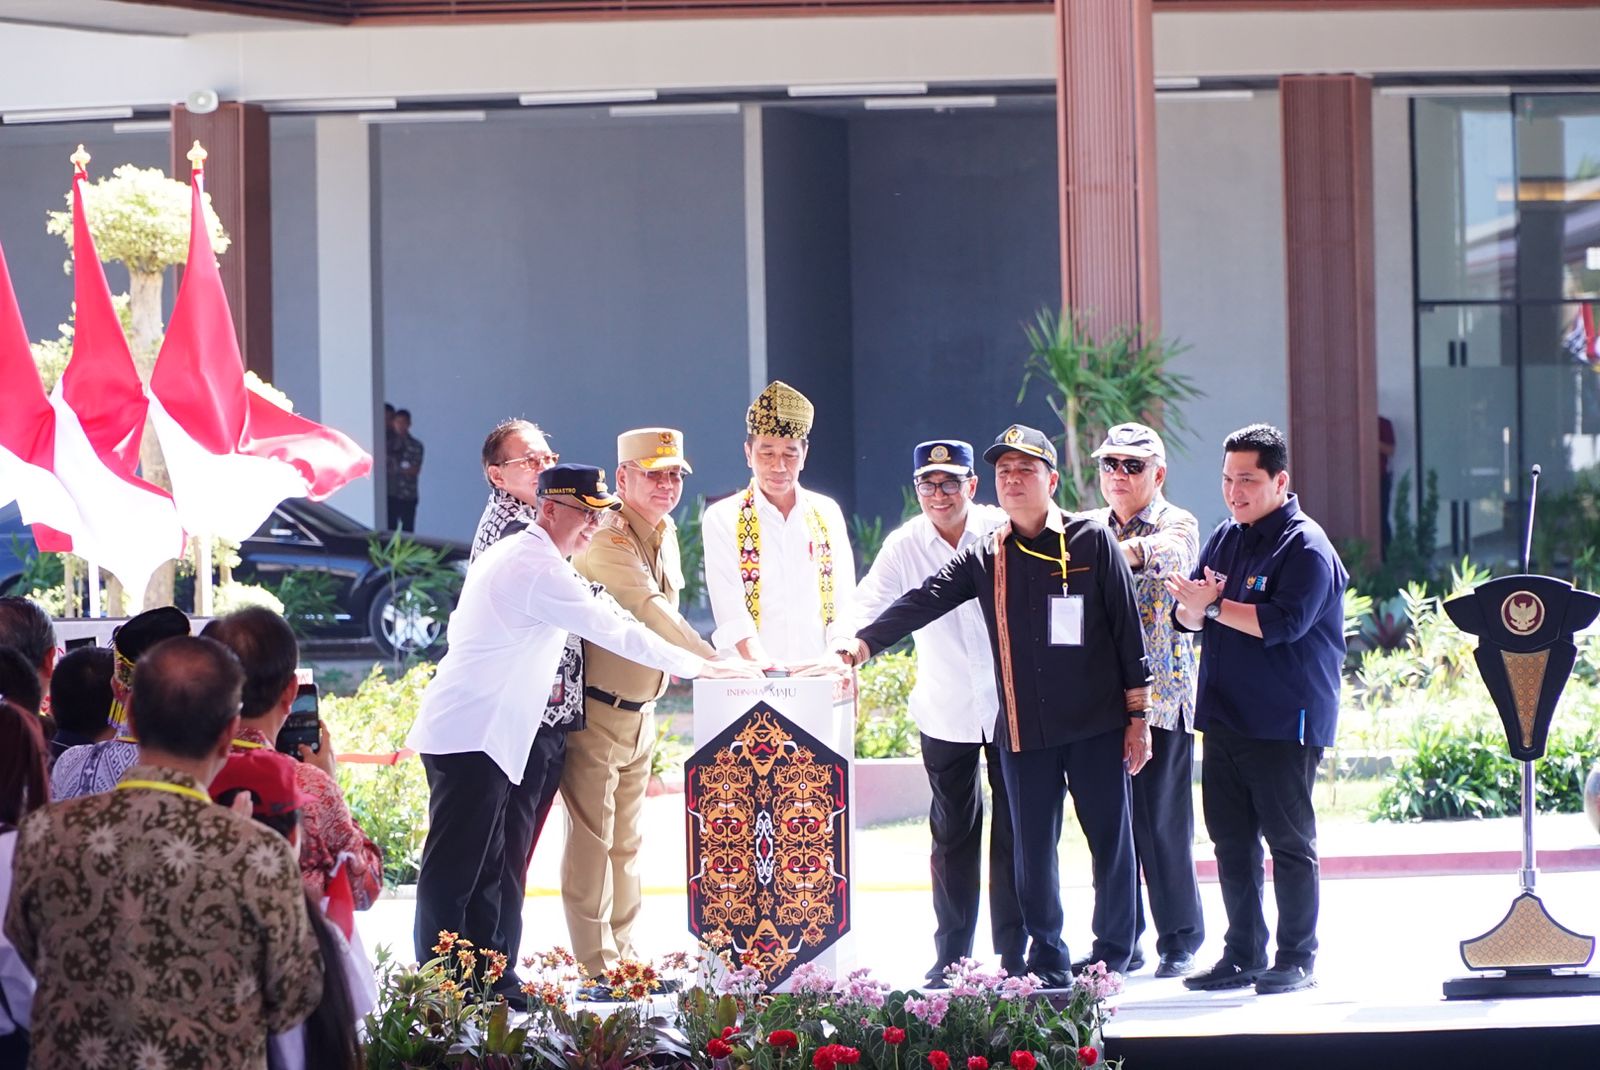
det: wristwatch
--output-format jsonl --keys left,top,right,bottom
{"left": 1203, "top": 597, "right": 1223, "bottom": 621}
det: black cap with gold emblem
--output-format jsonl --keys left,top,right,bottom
{"left": 537, "top": 464, "right": 623, "bottom": 510}
{"left": 982, "top": 424, "right": 1058, "bottom": 469}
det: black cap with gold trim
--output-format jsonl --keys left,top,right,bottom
{"left": 537, "top": 464, "right": 623, "bottom": 510}
{"left": 982, "top": 424, "right": 1058, "bottom": 469}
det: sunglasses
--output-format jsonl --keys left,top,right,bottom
{"left": 497, "top": 452, "right": 559, "bottom": 471}
{"left": 1099, "top": 457, "right": 1149, "bottom": 476}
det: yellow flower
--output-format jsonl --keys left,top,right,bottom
{"left": 433, "top": 930, "right": 458, "bottom": 955}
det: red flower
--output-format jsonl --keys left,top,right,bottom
{"left": 815, "top": 1048, "right": 836, "bottom": 1070}
{"left": 723, "top": 1027, "right": 739, "bottom": 1040}
{"left": 968, "top": 1059, "right": 989, "bottom": 1070}
{"left": 815, "top": 1044, "right": 861, "bottom": 1070}
{"left": 769, "top": 1030, "right": 800, "bottom": 1050}
{"left": 708, "top": 1039, "right": 734, "bottom": 1059}
{"left": 835, "top": 1048, "right": 861, "bottom": 1066}
{"left": 883, "top": 1027, "right": 906, "bottom": 1045}
{"left": 1011, "top": 1053, "right": 1037, "bottom": 1070}
{"left": 1077, "top": 1046, "right": 1099, "bottom": 1067}
{"left": 928, "top": 1053, "right": 951, "bottom": 1070}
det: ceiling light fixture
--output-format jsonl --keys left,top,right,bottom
{"left": 265, "top": 97, "right": 398, "bottom": 113}
{"left": 609, "top": 102, "right": 740, "bottom": 118}
{"left": 359, "top": 110, "right": 488, "bottom": 125}
{"left": 3, "top": 106, "right": 134, "bottom": 125}
{"left": 113, "top": 120, "right": 174, "bottom": 134}
{"left": 522, "top": 89, "right": 658, "bottom": 106}
{"left": 788, "top": 82, "right": 928, "bottom": 98}
{"left": 863, "top": 95, "right": 998, "bottom": 111}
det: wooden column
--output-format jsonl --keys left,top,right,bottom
{"left": 1053, "top": 0, "right": 1160, "bottom": 337}
{"left": 1281, "top": 74, "right": 1378, "bottom": 555}
{"left": 170, "top": 102, "right": 274, "bottom": 382}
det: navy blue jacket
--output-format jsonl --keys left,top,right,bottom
{"left": 1184, "top": 494, "right": 1347, "bottom": 747}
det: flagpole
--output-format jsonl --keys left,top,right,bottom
{"left": 87, "top": 560, "right": 101, "bottom": 618}
{"left": 196, "top": 534, "right": 213, "bottom": 618}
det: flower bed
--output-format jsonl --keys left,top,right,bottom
{"left": 362, "top": 933, "right": 1122, "bottom": 1069}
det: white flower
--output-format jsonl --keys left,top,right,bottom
{"left": 75, "top": 1034, "right": 112, "bottom": 1069}
{"left": 85, "top": 825, "right": 117, "bottom": 858}
{"left": 157, "top": 835, "right": 199, "bottom": 873}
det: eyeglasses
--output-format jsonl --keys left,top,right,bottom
{"left": 497, "top": 452, "right": 559, "bottom": 471}
{"left": 1099, "top": 457, "right": 1148, "bottom": 476}
{"left": 914, "top": 479, "right": 967, "bottom": 498}
{"left": 547, "top": 497, "right": 603, "bottom": 526}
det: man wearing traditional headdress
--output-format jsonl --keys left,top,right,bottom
{"left": 702, "top": 381, "right": 856, "bottom": 664}
{"left": 51, "top": 606, "right": 192, "bottom": 800}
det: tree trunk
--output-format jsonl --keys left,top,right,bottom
{"left": 127, "top": 269, "right": 177, "bottom": 611}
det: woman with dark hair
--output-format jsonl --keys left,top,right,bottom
{"left": 1, "top": 696, "right": 50, "bottom": 1066}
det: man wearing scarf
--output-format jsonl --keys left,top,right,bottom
{"left": 702, "top": 381, "right": 855, "bottom": 665}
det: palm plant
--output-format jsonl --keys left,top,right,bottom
{"left": 1018, "top": 307, "right": 1200, "bottom": 509}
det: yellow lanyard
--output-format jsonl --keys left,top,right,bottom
{"left": 115, "top": 779, "right": 211, "bottom": 805}
{"left": 115, "top": 735, "right": 139, "bottom": 745}
{"left": 1012, "top": 529, "right": 1071, "bottom": 593}
{"left": 232, "top": 739, "right": 265, "bottom": 750}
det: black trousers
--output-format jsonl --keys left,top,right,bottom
{"left": 1130, "top": 725, "right": 1205, "bottom": 957}
{"left": 413, "top": 725, "right": 568, "bottom": 973}
{"left": 997, "top": 727, "right": 1137, "bottom": 974}
{"left": 1200, "top": 723, "right": 1323, "bottom": 970}
{"left": 920, "top": 733, "right": 1026, "bottom": 974}
{"left": 388, "top": 495, "right": 417, "bottom": 532}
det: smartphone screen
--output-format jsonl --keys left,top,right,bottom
{"left": 277, "top": 682, "right": 320, "bottom": 759}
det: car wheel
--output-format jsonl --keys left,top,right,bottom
{"left": 367, "top": 579, "right": 448, "bottom": 659}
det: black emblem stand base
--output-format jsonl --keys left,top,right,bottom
{"left": 1443, "top": 970, "right": 1600, "bottom": 1000}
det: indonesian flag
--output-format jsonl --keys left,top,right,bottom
{"left": 0, "top": 239, "right": 81, "bottom": 539}
{"left": 149, "top": 150, "right": 371, "bottom": 543}
{"left": 38, "top": 163, "right": 186, "bottom": 599}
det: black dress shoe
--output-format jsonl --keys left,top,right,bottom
{"left": 1255, "top": 964, "right": 1316, "bottom": 994}
{"left": 1072, "top": 952, "right": 1142, "bottom": 975}
{"left": 922, "top": 975, "right": 950, "bottom": 990}
{"left": 1001, "top": 959, "right": 1028, "bottom": 978}
{"left": 1182, "top": 958, "right": 1265, "bottom": 991}
{"left": 1032, "top": 968, "right": 1073, "bottom": 990}
{"left": 1154, "top": 952, "right": 1195, "bottom": 978}
{"left": 1126, "top": 949, "right": 1146, "bottom": 974}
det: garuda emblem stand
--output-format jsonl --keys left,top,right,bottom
{"left": 1441, "top": 465, "right": 1600, "bottom": 999}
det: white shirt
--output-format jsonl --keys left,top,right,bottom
{"left": 703, "top": 482, "right": 856, "bottom": 661}
{"left": 406, "top": 523, "right": 708, "bottom": 782}
{"left": 0, "top": 831, "right": 34, "bottom": 1036}
{"left": 853, "top": 504, "right": 1006, "bottom": 744}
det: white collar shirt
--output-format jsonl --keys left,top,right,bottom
{"left": 702, "top": 482, "right": 856, "bottom": 661}
{"left": 852, "top": 503, "right": 1007, "bottom": 743}
{"left": 405, "top": 523, "right": 708, "bottom": 782}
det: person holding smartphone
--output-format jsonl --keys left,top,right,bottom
{"left": 201, "top": 608, "right": 385, "bottom": 912}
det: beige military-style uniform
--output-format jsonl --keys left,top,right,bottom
{"left": 563, "top": 502, "right": 715, "bottom": 974}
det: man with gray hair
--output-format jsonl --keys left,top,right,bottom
{"left": 1083, "top": 423, "right": 1204, "bottom": 978}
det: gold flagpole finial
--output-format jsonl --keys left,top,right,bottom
{"left": 187, "top": 140, "right": 207, "bottom": 170}
{"left": 70, "top": 144, "right": 90, "bottom": 173}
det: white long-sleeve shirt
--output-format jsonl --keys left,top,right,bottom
{"left": 702, "top": 482, "right": 856, "bottom": 661}
{"left": 852, "top": 504, "right": 1006, "bottom": 744}
{"left": 406, "top": 523, "right": 708, "bottom": 782}
{"left": 0, "top": 831, "right": 34, "bottom": 1037}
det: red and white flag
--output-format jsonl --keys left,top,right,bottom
{"left": 0, "top": 239, "right": 81, "bottom": 540}
{"left": 42, "top": 158, "right": 186, "bottom": 599}
{"left": 149, "top": 147, "right": 371, "bottom": 543}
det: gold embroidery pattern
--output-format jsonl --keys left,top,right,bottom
{"left": 736, "top": 484, "right": 835, "bottom": 632}
{"left": 1461, "top": 893, "right": 1595, "bottom": 969}
{"left": 1500, "top": 649, "right": 1549, "bottom": 751}
{"left": 686, "top": 705, "right": 850, "bottom": 986}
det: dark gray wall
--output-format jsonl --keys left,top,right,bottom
{"left": 269, "top": 117, "right": 321, "bottom": 421}
{"left": 846, "top": 111, "right": 1061, "bottom": 522}
{"left": 0, "top": 123, "right": 167, "bottom": 342}
{"left": 762, "top": 110, "right": 856, "bottom": 515}
{"left": 374, "top": 113, "right": 750, "bottom": 542}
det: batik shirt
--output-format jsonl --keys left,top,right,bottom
{"left": 1084, "top": 496, "right": 1199, "bottom": 732}
{"left": 3, "top": 764, "right": 323, "bottom": 1070}
{"left": 232, "top": 728, "right": 384, "bottom": 909}
{"left": 49, "top": 737, "right": 139, "bottom": 800}
{"left": 388, "top": 432, "right": 424, "bottom": 502}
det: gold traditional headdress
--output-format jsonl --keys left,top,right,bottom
{"left": 746, "top": 381, "right": 814, "bottom": 440}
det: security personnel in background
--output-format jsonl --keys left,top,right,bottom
{"left": 839, "top": 425, "right": 1152, "bottom": 988}
{"left": 1084, "top": 423, "right": 1205, "bottom": 978}
{"left": 564, "top": 428, "right": 717, "bottom": 976}
{"left": 1167, "top": 423, "right": 1347, "bottom": 997}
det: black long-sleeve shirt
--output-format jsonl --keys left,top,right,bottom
{"left": 856, "top": 508, "right": 1151, "bottom": 752}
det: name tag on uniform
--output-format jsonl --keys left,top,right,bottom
{"left": 1049, "top": 594, "right": 1084, "bottom": 646}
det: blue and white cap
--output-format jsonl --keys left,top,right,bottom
{"left": 913, "top": 440, "right": 975, "bottom": 478}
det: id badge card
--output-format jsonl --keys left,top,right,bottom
{"left": 1049, "top": 594, "right": 1084, "bottom": 646}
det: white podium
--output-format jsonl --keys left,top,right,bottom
{"left": 687, "top": 678, "right": 856, "bottom": 989}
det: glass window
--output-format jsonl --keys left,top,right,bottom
{"left": 1414, "top": 97, "right": 1516, "bottom": 302}
{"left": 1418, "top": 303, "right": 1520, "bottom": 561}
{"left": 1519, "top": 301, "right": 1600, "bottom": 498}
{"left": 1514, "top": 95, "right": 1600, "bottom": 302}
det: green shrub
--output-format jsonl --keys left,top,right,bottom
{"left": 1372, "top": 723, "right": 1596, "bottom": 822}
{"left": 855, "top": 651, "right": 919, "bottom": 759}
{"left": 322, "top": 662, "right": 436, "bottom": 886}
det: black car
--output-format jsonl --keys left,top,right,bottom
{"left": 0, "top": 498, "right": 469, "bottom": 657}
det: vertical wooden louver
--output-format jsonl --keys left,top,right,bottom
{"left": 1053, "top": 0, "right": 1159, "bottom": 338}
{"left": 170, "top": 103, "right": 275, "bottom": 382}
{"left": 1280, "top": 74, "right": 1378, "bottom": 557}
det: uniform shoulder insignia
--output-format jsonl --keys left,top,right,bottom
{"left": 609, "top": 534, "right": 632, "bottom": 549}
